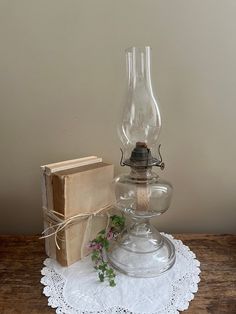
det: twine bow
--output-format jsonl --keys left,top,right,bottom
{"left": 40, "top": 204, "right": 111, "bottom": 258}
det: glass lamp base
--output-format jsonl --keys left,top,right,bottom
{"left": 107, "top": 219, "right": 176, "bottom": 277}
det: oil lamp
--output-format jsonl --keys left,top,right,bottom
{"left": 107, "top": 46, "right": 176, "bottom": 277}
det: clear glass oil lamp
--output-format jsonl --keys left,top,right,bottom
{"left": 107, "top": 46, "right": 176, "bottom": 277}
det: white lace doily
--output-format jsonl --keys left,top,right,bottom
{"left": 41, "top": 234, "right": 201, "bottom": 314}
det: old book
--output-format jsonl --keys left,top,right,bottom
{"left": 41, "top": 156, "right": 103, "bottom": 262}
{"left": 41, "top": 158, "right": 114, "bottom": 266}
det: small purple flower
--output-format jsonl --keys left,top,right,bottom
{"left": 94, "top": 243, "right": 103, "bottom": 250}
{"left": 86, "top": 242, "right": 92, "bottom": 248}
{"left": 107, "top": 230, "right": 114, "bottom": 240}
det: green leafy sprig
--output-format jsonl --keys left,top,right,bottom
{"left": 88, "top": 215, "right": 125, "bottom": 287}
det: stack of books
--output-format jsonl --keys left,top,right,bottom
{"left": 41, "top": 156, "right": 114, "bottom": 266}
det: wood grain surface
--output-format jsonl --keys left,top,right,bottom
{"left": 0, "top": 234, "right": 235, "bottom": 314}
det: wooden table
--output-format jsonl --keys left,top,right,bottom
{"left": 0, "top": 234, "right": 235, "bottom": 314}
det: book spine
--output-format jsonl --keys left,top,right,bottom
{"left": 40, "top": 167, "right": 47, "bottom": 209}
{"left": 52, "top": 174, "right": 68, "bottom": 266}
{"left": 40, "top": 168, "right": 56, "bottom": 258}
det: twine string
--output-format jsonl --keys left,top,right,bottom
{"left": 40, "top": 204, "right": 112, "bottom": 256}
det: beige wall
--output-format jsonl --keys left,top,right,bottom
{"left": 0, "top": 0, "right": 235, "bottom": 234}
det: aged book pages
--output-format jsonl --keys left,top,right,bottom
{"left": 42, "top": 156, "right": 102, "bottom": 175}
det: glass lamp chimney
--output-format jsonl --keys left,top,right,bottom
{"left": 119, "top": 46, "right": 161, "bottom": 156}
